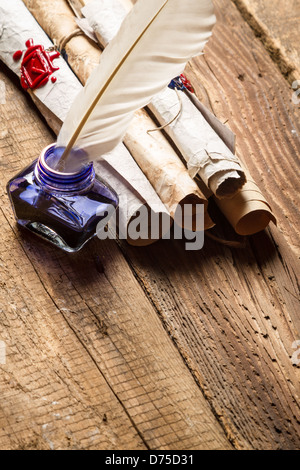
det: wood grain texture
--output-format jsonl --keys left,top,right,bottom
{"left": 0, "top": 69, "right": 231, "bottom": 450}
{"left": 119, "top": 0, "right": 300, "bottom": 450}
{"left": 0, "top": 0, "right": 299, "bottom": 451}
{"left": 232, "top": 0, "right": 300, "bottom": 84}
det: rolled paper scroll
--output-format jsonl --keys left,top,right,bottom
{"left": 193, "top": 101, "right": 277, "bottom": 235}
{"left": 185, "top": 89, "right": 236, "bottom": 155}
{"left": 0, "top": 0, "right": 82, "bottom": 135}
{"left": 66, "top": 0, "right": 88, "bottom": 18}
{"left": 22, "top": 0, "right": 101, "bottom": 84}
{"left": 81, "top": 0, "right": 129, "bottom": 47}
{"left": 125, "top": 109, "right": 212, "bottom": 231}
{"left": 23, "top": 0, "right": 213, "bottom": 232}
{"left": 214, "top": 169, "right": 277, "bottom": 235}
{"left": 94, "top": 152, "right": 173, "bottom": 246}
{"left": 148, "top": 87, "right": 247, "bottom": 199}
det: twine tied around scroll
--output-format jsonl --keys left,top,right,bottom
{"left": 53, "top": 28, "right": 84, "bottom": 52}
{"left": 147, "top": 89, "right": 183, "bottom": 134}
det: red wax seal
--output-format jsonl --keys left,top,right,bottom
{"left": 13, "top": 50, "right": 23, "bottom": 61}
{"left": 16, "top": 39, "right": 60, "bottom": 91}
{"left": 180, "top": 74, "right": 195, "bottom": 93}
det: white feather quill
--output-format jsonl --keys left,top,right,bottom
{"left": 57, "top": 0, "right": 216, "bottom": 166}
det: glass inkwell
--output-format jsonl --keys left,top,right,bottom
{"left": 7, "top": 144, "right": 119, "bottom": 252}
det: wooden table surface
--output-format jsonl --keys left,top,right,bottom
{"left": 0, "top": 0, "right": 299, "bottom": 450}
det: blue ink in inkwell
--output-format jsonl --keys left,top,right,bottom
{"left": 7, "top": 144, "right": 119, "bottom": 252}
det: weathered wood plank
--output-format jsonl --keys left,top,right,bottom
{"left": 232, "top": 0, "right": 300, "bottom": 84}
{"left": 119, "top": 0, "right": 300, "bottom": 450}
{"left": 0, "top": 68, "right": 231, "bottom": 450}
{"left": 1, "top": 0, "right": 299, "bottom": 451}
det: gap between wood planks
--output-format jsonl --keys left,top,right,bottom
{"left": 231, "top": 0, "right": 300, "bottom": 85}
